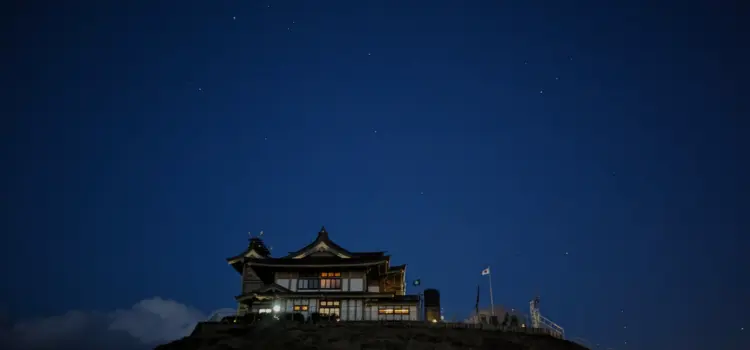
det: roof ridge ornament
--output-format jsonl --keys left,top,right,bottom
{"left": 318, "top": 226, "right": 328, "bottom": 239}
{"left": 245, "top": 230, "right": 271, "bottom": 257}
{"left": 248, "top": 230, "right": 265, "bottom": 240}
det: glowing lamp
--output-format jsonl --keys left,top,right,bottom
{"left": 272, "top": 305, "right": 281, "bottom": 313}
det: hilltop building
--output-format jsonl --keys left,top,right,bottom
{"left": 226, "top": 226, "right": 421, "bottom": 321}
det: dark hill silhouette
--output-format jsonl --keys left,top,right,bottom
{"left": 155, "top": 319, "right": 588, "bottom": 350}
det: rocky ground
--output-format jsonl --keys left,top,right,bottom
{"left": 155, "top": 321, "right": 589, "bottom": 350}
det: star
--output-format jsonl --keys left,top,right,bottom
{"left": 287, "top": 27, "right": 291, "bottom": 31}
{"left": 368, "top": 52, "right": 372, "bottom": 56}
{"left": 524, "top": 60, "right": 528, "bottom": 65}
{"left": 564, "top": 251, "right": 569, "bottom": 255}
{"left": 539, "top": 90, "right": 544, "bottom": 94}
{"left": 233, "top": 16, "right": 236, "bottom": 20}
{"left": 198, "top": 88, "right": 202, "bottom": 92}
{"left": 623, "top": 325, "right": 627, "bottom": 329}
{"left": 420, "top": 192, "right": 424, "bottom": 195}
{"left": 555, "top": 77, "right": 559, "bottom": 80}
{"left": 373, "top": 130, "right": 377, "bottom": 133}
{"left": 264, "top": 137, "right": 267, "bottom": 141}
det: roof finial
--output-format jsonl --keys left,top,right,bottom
{"left": 318, "top": 226, "right": 328, "bottom": 239}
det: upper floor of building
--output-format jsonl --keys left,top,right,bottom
{"left": 227, "top": 226, "right": 407, "bottom": 296}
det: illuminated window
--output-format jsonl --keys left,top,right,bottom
{"left": 298, "top": 272, "right": 342, "bottom": 290}
{"left": 321, "top": 278, "right": 341, "bottom": 289}
{"left": 293, "top": 305, "right": 309, "bottom": 311}
{"left": 319, "top": 300, "right": 340, "bottom": 316}
{"left": 378, "top": 306, "right": 410, "bottom": 315}
{"left": 258, "top": 308, "right": 272, "bottom": 313}
{"left": 320, "top": 272, "right": 341, "bottom": 277}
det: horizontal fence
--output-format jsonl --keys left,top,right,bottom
{"left": 199, "top": 316, "right": 564, "bottom": 340}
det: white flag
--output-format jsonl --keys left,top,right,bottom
{"left": 481, "top": 267, "right": 490, "bottom": 276}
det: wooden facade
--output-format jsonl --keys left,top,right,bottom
{"left": 226, "top": 226, "right": 421, "bottom": 321}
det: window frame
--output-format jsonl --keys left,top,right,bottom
{"left": 297, "top": 271, "right": 343, "bottom": 290}
{"left": 377, "top": 306, "right": 410, "bottom": 315}
{"left": 319, "top": 300, "right": 341, "bottom": 316}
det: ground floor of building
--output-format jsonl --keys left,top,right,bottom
{"left": 240, "top": 297, "right": 421, "bottom": 321}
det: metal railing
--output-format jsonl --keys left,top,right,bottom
{"left": 198, "top": 316, "right": 565, "bottom": 340}
{"left": 537, "top": 314, "right": 565, "bottom": 339}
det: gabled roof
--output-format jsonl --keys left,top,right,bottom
{"left": 226, "top": 237, "right": 272, "bottom": 263}
{"left": 256, "top": 283, "right": 292, "bottom": 293}
{"left": 283, "top": 226, "right": 385, "bottom": 259}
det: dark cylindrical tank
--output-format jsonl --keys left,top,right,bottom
{"left": 423, "top": 289, "right": 440, "bottom": 322}
{"left": 424, "top": 289, "right": 440, "bottom": 307}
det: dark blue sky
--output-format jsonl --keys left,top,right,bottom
{"left": 3, "top": 0, "right": 747, "bottom": 349}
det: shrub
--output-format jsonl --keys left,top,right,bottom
{"left": 501, "top": 313, "right": 510, "bottom": 328}
{"left": 509, "top": 315, "right": 519, "bottom": 329}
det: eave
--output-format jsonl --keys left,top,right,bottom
{"left": 387, "top": 264, "right": 406, "bottom": 273}
{"left": 226, "top": 248, "right": 268, "bottom": 264}
{"left": 245, "top": 258, "right": 389, "bottom": 268}
{"left": 235, "top": 292, "right": 404, "bottom": 302}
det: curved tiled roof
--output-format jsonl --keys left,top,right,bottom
{"left": 283, "top": 226, "right": 385, "bottom": 258}
{"left": 226, "top": 237, "right": 271, "bottom": 262}
{"left": 245, "top": 256, "right": 389, "bottom": 267}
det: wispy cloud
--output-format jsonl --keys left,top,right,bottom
{"left": 1, "top": 297, "right": 220, "bottom": 350}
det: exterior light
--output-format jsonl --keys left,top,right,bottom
{"left": 272, "top": 305, "right": 281, "bottom": 312}
{"left": 431, "top": 319, "right": 437, "bottom": 323}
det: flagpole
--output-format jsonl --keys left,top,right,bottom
{"left": 475, "top": 284, "right": 480, "bottom": 324}
{"left": 488, "top": 267, "right": 495, "bottom": 316}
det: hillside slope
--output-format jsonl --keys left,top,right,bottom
{"left": 155, "top": 321, "right": 589, "bottom": 350}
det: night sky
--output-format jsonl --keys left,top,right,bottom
{"left": 3, "top": 1, "right": 747, "bottom": 349}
